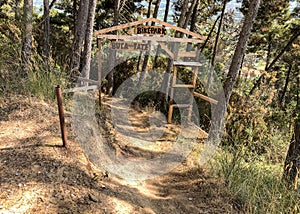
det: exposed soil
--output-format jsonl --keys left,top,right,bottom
{"left": 0, "top": 94, "right": 237, "bottom": 213}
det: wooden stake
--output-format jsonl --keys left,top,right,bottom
{"left": 56, "top": 85, "right": 68, "bottom": 147}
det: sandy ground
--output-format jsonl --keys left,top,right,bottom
{"left": 0, "top": 94, "right": 237, "bottom": 213}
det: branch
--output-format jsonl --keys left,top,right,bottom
{"left": 249, "top": 28, "right": 300, "bottom": 95}
{"left": 49, "top": 0, "right": 57, "bottom": 9}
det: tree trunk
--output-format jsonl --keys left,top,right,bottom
{"left": 73, "top": 0, "right": 77, "bottom": 34}
{"left": 81, "top": 0, "right": 97, "bottom": 79}
{"left": 43, "top": 0, "right": 50, "bottom": 68}
{"left": 21, "top": 0, "right": 33, "bottom": 77}
{"left": 283, "top": 116, "right": 300, "bottom": 189}
{"left": 69, "top": 0, "right": 89, "bottom": 77}
{"left": 158, "top": 0, "right": 189, "bottom": 105}
{"left": 137, "top": 0, "right": 161, "bottom": 87}
{"left": 182, "top": 0, "right": 198, "bottom": 30}
{"left": 265, "top": 33, "right": 272, "bottom": 70}
{"left": 280, "top": 63, "right": 292, "bottom": 106}
{"left": 207, "top": 0, "right": 227, "bottom": 90}
{"left": 200, "top": 15, "right": 220, "bottom": 53}
{"left": 153, "top": 0, "right": 170, "bottom": 69}
{"left": 208, "top": 0, "right": 261, "bottom": 163}
{"left": 107, "top": 0, "right": 119, "bottom": 96}
{"left": 223, "top": 0, "right": 261, "bottom": 103}
{"left": 186, "top": 0, "right": 199, "bottom": 52}
{"left": 14, "top": 0, "right": 20, "bottom": 21}
{"left": 211, "top": 0, "right": 227, "bottom": 67}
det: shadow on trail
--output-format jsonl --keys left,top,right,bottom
{"left": 0, "top": 143, "right": 233, "bottom": 213}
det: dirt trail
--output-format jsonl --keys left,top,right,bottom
{"left": 0, "top": 95, "right": 235, "bottom": 213}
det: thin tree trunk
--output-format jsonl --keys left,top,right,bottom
{"left": 200, "top": 15, "right": 220, "bottom": 53}
{"left": 182, "top": 0, "right": 198, "bottom": 30}
{"left": 73, "top": 0, "right": 77, "bottom": 34}
{"left": 107, "top": 0, "right": 119, "bottom": 96}
{"left": 223, "top": 0, "right": 261, "bottom": 103}
{"left": 69, "top": 0, "right": 89, "bottom": 77}
{"left": 14, "top": 0, "right": 20, "bottom": 21}
{"left": 138, "top": 0, "right": 161, "bottom": 87}
{"left": 21, "top": 0, "right": 33, "bottom": 77}
{"left": 43, "top": 0, "right": 50, "bottom": 68}
{"left": 186, "top": 0, "right": 199, "bottom": 52}
{"left": 82, "top": 0, "right": 97, "bottom": 79}
{"left": 211, "top": 0, "right": 227, "bottom": 67}
{"left": 136, "top": 0, "right": 152, "bottom": 74}
{"left": 249, "top": 29, "right": 300, "bottom": 95}
{"left": 153, "top": 0, "right": 170, "bottom": 69}
{"left": 236, "top": 53, "right": 245, "bottom": 85}
{"left": 265, "top": 33, "right": 272, "bottom": 70}
{"left": 158, "top": 0, "right": 189, "bottom": 105}
{"left": 283, "top": 116, "right": 300, "bottom": 189}
{"left": 280, "top": 63, "right": 292, "bottom": 106}
{"left": 297, "top": 76, "right": 299, "bottom": 108}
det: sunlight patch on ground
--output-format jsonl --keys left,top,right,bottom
{"left": 111, "top": 197, "right": 135, "bottom": 213}
{"left": 0, "top": 187, "right": 41, "bottom": 214}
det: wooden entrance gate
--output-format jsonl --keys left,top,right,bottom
{"left": 92, "top": 18, "right": 218, "bottom": 123}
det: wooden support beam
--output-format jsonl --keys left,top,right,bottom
{"left": 157, "top": 42, "right": 174, "bottom": 59}
{"left": 77, "top": 77, "right": 99, "bottom": 84}
{"left": 173, "top": 61, "right": 202, "bottom": 66}
{"left": 178, "top": 52, "right": 197, "bottom": 58}
{"left": 96, "top": 34, "right": 203, "bottom": 43}
{"left": 64, "top": 85, "right": 98, "bottom": 93}
{"left": 193, "top": 92, "right": 218, "bottom": 105}
{"left": 94, "top": 18, "right": 206, "bottom": 40}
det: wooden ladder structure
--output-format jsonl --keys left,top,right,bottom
{"left": 167, "top": 49, "right": 202, "bottom": 124}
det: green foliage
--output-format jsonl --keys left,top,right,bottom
{"left": 26, "top": 61, "right": 68, "bottom": 100}
{"left": 211, "top": 148, "right": 300, "bottom": 213}
{"left": 224, "top": 78, "right": 291, "bottom": 162}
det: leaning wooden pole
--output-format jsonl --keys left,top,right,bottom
{"left": 56, "top": 85, "right": 68, "bottom": 147}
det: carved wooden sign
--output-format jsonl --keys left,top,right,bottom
{"left": 111, "top": 41, "right": 150, "bottom": 51}
{"left": 134, "top": 26, "right": 167, "bottom": 35}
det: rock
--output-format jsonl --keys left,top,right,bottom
{"left": 88, "top": 193, "right": 99, "bottom": 203}
{"left": 188, "top": 197, "right": 193, "bottom": 201}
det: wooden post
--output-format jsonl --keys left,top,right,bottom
{"left": 56, "top": 85, "right": 67, "bottom": 147}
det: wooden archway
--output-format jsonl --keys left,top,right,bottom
{"left": 91, "top": 18, "right": 217, "bottom": 123}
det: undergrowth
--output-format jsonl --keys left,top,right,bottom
{"left": 210, "top": 148, "right": 299, "bottom": 213}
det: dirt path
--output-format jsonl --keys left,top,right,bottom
{"left": 0, "top": 95, "right": 235, "bottom": 213}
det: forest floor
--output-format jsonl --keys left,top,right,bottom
{"left": 0, "top": 94, "right": 237, "bottom": 214}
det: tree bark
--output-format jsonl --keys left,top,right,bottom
{"left": 21, "top": 0, "right": 33, "bottom": 77}
{"left": 283, "top": 116, "right": 300, "bottom": 189}
{"left": 280, "top": 63, "right": 292, "bottom": 106}
{"left": 43, "top": 0, "right": 50, "bottom": 67}
{"left": 186, "top": 0, "right": 199, "bottom": 52}
{"left": 265, "top": 33, "right": 272, "bottom": 70}
{"left": 81, "top": 0, "right": 97, "bottom": 79}
{"left": 223, "top": 0, "right": 261, "bottom": 103}
{"left": 69, "top": 0, "right": 89, "bottom": 77}
{"left": 211, "top": 0, "right": 227, "bottom": 67}
{"left": 107, "top": 0, "right": 119, "bottom": 96}
{"left": 200, "top": 15, "right": 220, "bottom": 53}
{"left": 153, "top": 0, "right": 170, "bottom": 69}
{"left": 137, "top": 0, "right": 161, "bottom": 87}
